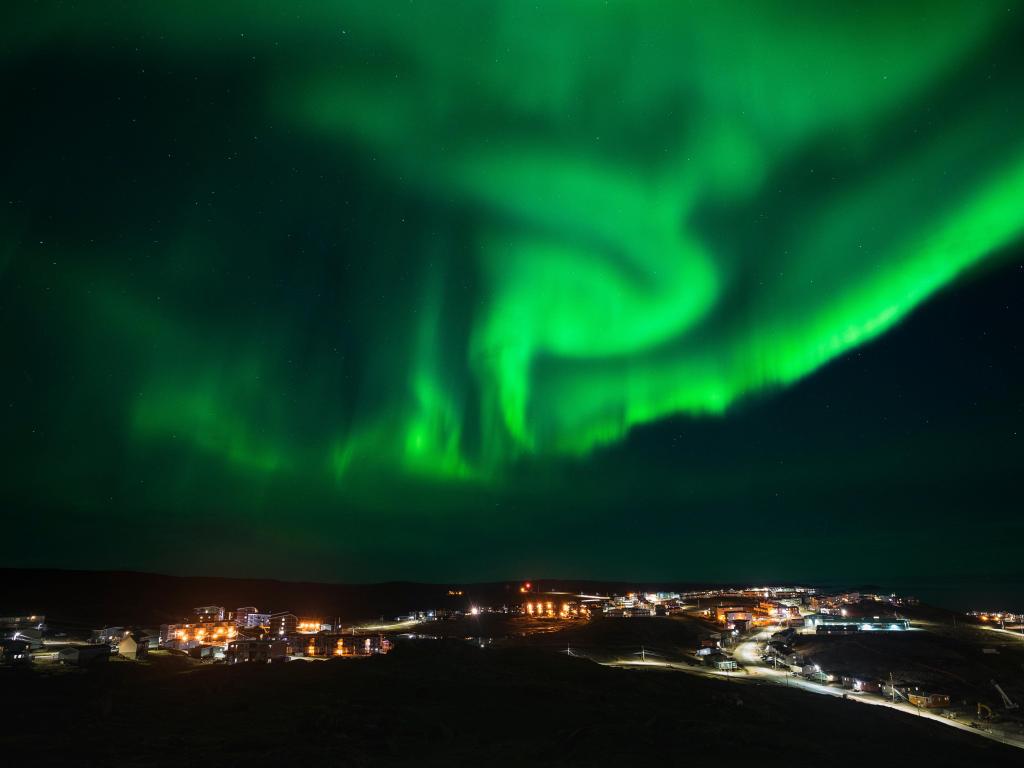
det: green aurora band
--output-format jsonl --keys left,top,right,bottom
{"left": 4, "top": 1, "right": 1024, "bottom": 491}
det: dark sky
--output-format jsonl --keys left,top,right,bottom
{"left": 2, "top": 3, "right": 1022, "bottom": 598}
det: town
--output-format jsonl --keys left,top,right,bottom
{"left": 1, "top": 607, "right": 393, "bottom": 666}
{"left": 3, "top": 581, "right": 1023, "bottom": 752}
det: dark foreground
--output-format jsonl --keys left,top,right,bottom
{"left": 3, "top": 643, "right": 1017, "bottom": 767}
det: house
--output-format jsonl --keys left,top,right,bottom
{"left": 7, "top": 627, "right": 43, "bottom": 650}
{"left": 136, "top": 630, "right": 160, "bottom": 650}
{"left": 907, "top": 691, "right": 950, "bottom": 709}
{"left": 226, "top": 639, "right": 287, "bottom": 664}
{"left": 839, "top": 674, "right": 882, "bottom": 692}
{"left": 58, "top": 644, "right": 111, "bottom": 666}
{"left": 92, "top": 627, "right": 127, "bottom": 648}
{"left": 800, "top": 663, "right": 831, "bottom": 682}
{"left": 0, "top": 639, "right": 32, "bottom": 666}
{"left": 188, "top": 644, "right": 225, "bottom": 660}
{"left": 850, "top": 678, "right": 881, "bottom": 693}
{"left": 705, "top": 653, "right": 738, "bottom": 671}
{"left": 772, "top": 628, "right": 797, "bottom": 643}
{"left": 118, "top": 633, "right": 148, "bottom": 660}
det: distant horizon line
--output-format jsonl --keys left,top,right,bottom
{"left": 0, "top": 565, "right": 905, "bottom": 591}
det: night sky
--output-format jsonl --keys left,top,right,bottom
{"left": 3, "top": 3, "right": 1022, "bottom": 597}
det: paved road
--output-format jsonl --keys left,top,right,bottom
{"left": 731, "top": 629, "right": 1024, "bottom": 751}
{"left": 601, "top": 626, "right": 1023, "bottom": 751}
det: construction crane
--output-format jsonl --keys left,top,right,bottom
{"left": 992, "top": 680, "right": 1019, "bottom": 710}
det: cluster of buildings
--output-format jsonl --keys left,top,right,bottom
{"left": 693, "top": 632, "right": 740, "bottom": 671}
{"left": 759, "top": 626, "right": 822, "bottom": 675}
{"left": 680, "top": 586, "right": 818, "bottom": 602}
{"left": 0, "top": 604, "right": 392, "bottom": 669}
{"left": 757, "top": 626, "right": 949, "bottom": 707}
{"left": 0, "top": 616, "right": 131, "bottom": 667}
{"left": 742, "top": 607, "right": 964, "bottom": 713}
{"left": 0, "top": 584, "right": 934, "bottom": 676}
{"left": 703, "top": 601, "right": 802, "bottom": 632}
{"left": 695, "top": 589, "right": 915, "bottom": 635}
{"left": 91, "top": 627, "right": 157, "bottom": 659}
{"left": 435, "top": 584, "right": 921, "bottom": 628}
{"left": 600, "top": 592, "right": 687, "bottom": 618}
{"left": 512, "top": 586, "right": 917, "bottom": 633}
{"left": 523, "top": 599, "right": 592, "bottom": 618}
{"left": 1, "top": 616, "right": 37, "bottom": 666}
{"left": 0, "top": 615, "right": 47, "bottom": 667}
{"left": 1, "top": 614, "right": 46, "bottom": 647}
{"left": 591, "top": 586, "right": 821, "bottom": 627}
{"left": 808, "top": 591, "right": 918, "bottom": 612}
{"left": 159, "top": 605, "right": 390, "bottom": 663}
{"left": 968, "top": 610, "right": 1023, "bottom": 629}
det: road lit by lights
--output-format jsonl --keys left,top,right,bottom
{"left": 352, "top": 619, "right": 423, "bottom": 632}
{"left": 979, "top": 625, "right": 1024, "bottom": 640}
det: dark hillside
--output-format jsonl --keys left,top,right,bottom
{"left": 2, "top": 642, "right": 1017, "bottom": 766}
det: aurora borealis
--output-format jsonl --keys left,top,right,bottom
{"left": 3, "top": 3, "right": 1023, "bottom": 591}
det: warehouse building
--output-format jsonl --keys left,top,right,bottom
{"left": 804, "top": 615, "right": 909, "bottom": 632}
